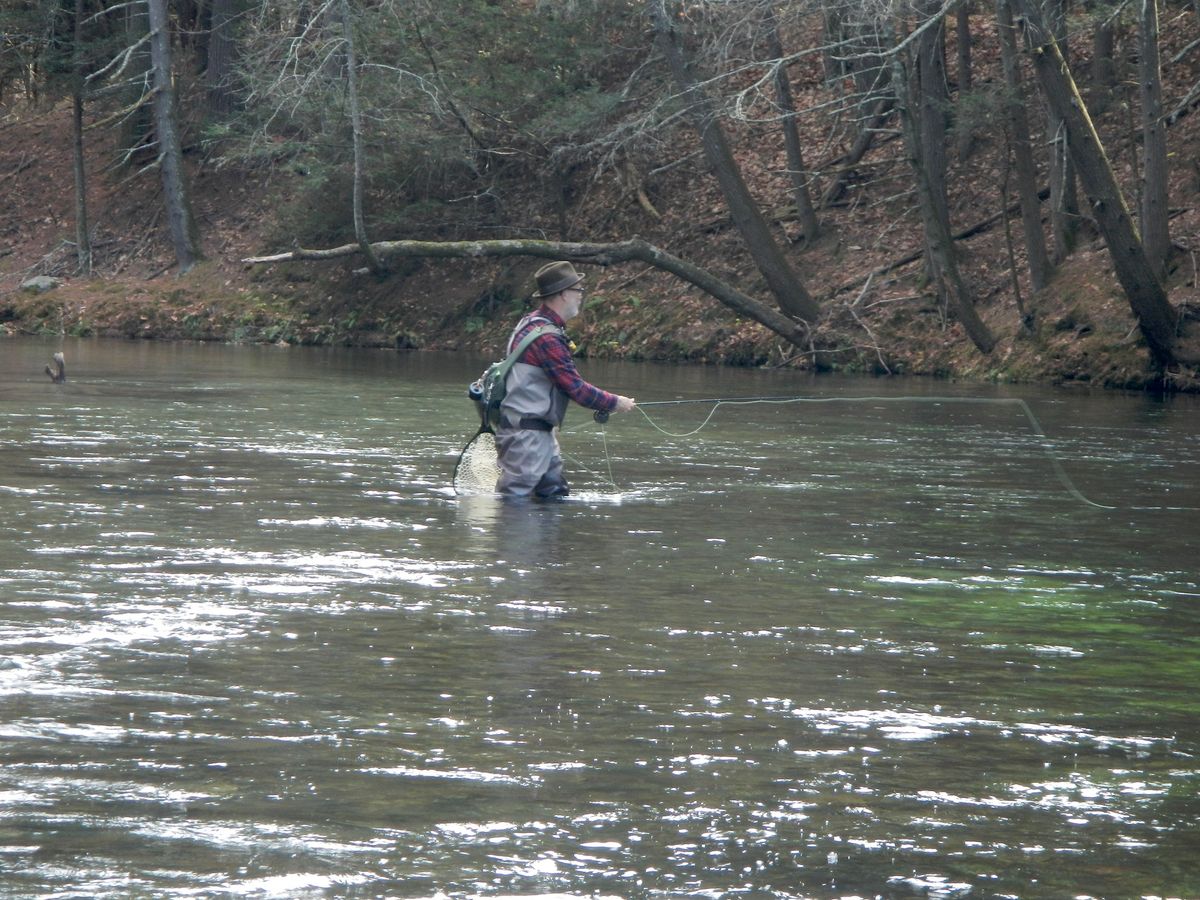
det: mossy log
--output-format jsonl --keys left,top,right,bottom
{"left": 243, "top": 237, "right": 811, "bottom": 347}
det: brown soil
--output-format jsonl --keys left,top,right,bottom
{"left": 3, "top": 23, "right": 1200, "bottom": 392}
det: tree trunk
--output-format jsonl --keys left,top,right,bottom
{"left": 917, "top": 0, "right": 951, "bottom": 231}
{"left": 206, "top": 0, "right": 240, "bottom": 116}
{"left": 956, "top": 1, "right": 976, "bottom": 160}
{"left": 649, "top": 0, "right": 820, "bottom": 322}
{"left": 956, "top": 3, "right": 973, "bottom": 92}
{"left": 1000, "top": 143, "right": 1033, "bottom": 330}
{"left": 148, "top": 0, "right": 203, "bottom": 273}
{"left": 1018, "top": 1, "right": 1177, "bottom": 368}
{"left": 893, "top": 46, "right": 996, "bottom": 355}
{"left": 72, "top": 0, "right": 91, "bottom": 275}
{"left": 244, "top": 237, "right": 810, "bottom": 347}
{"left": 996, "top": 0, "right": 1051, "bottom": 292}
{"left": 1043, "top": 0, "right": 1079, "bottom": 263}
{"left": 340, "top": 0, "right": 385, "bottom": 275}
{"left": 1139, "top": 0, "right": 1170, "bottom": 280}
{"left": 764, "top": 6, "right": 819, "bottom": 243}
{"left": 821, "top": 7, "right": 845, "bottom": 83}
{"left": 1089, "top": 0, "right": 1117, "bottom": 114}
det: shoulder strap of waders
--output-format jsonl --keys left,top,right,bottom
{"left": 498, "top": 322, "right": 558, "bottom": 378}
{"left": 505, "top": 314, "right": 557, "bottom": 354}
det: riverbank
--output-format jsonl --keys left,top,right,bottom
{"left": 4, "top": 243, "right": 1192, "bottom": 392}
{"left": 3, "top": 95, "right": 1198, "bottom": 392}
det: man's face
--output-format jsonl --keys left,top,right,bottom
{"left": 561, "top": 286, "right": 584, "bottom": 321}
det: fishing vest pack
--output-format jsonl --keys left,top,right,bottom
{"left": 468, "top": 320, "right": 559, "bottom": 430}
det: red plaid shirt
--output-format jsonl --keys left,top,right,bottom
{"left": 509, "top": 306, "right": 618, "bottom": 412}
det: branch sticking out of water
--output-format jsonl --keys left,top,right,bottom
{"left": 45, "top": 352, "right": 65, "bottom": 383}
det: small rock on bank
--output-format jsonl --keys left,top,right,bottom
{"left": 21, "top": 276, "right": 62, "bottom": 293}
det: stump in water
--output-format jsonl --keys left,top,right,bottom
{"left": 45, "top": 352, "right": 65, "bottom": 383}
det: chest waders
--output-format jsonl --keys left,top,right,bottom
{"left": 496, "top": 317, "right": 571, "bottom": 499}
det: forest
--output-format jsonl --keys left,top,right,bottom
{"left": 2, "top": 0, "right": 1200, "bottom": 390}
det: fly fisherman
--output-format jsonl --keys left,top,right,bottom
{"left": 496, "top": 261, "right": 636, "bottom": 499}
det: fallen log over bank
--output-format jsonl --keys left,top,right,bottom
{"left": 244, "top": 237, "right": 811, "bottom": 347}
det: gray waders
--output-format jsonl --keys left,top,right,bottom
{"left": 496, "top": 316, "right": 570, "bottom": 500}
{"left": 495, "top": 427, "right": 568, "bottom": 499}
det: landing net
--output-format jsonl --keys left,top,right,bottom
{"left": 452, "top": 429, "right": 500, "bottom": 495}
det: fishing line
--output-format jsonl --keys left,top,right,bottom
{"left": 581, "top": 394, "right": 1122, "bottom": 510}
{"left": 598, "top": 422, "right": 617, "bottom": 487}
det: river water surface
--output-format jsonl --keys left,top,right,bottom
{"left": 2, "top": 336, "right": 1199, "bottom": 899}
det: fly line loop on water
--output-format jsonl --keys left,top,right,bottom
{"left": 566, "top": 394, "right": 1117, "bottom": 510}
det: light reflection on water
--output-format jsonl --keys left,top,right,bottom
{"left": 2, "top": 336, "right": 1199, "bottom": 898}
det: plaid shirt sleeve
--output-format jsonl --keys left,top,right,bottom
{"left": 518, "top": 324, "right": 619, "bottom": 412}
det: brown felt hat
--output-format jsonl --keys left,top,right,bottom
{"left": 532, "top": 261, "right": 585, "bottom": 298}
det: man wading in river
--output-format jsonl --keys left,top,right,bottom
{"left": 496, "top": 261, "right": 636, "bottom": 499}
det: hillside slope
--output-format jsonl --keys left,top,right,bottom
{"left": 3, "top": 14, "right": 1200, "bottom": 391}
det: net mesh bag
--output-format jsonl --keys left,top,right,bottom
{"left": 453, "top": 430, "right": 500, "bottom": 495}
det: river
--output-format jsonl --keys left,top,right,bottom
{"left": 2, "top": 336, "right": 1198, "bottom": 898}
